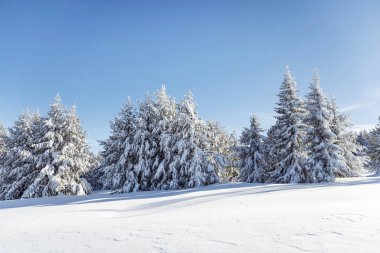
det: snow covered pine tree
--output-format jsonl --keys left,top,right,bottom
{"left": 266, "top": 66, "right": 309, "bottom": 183}
{"left": 328, "top": 97, "right": 365, "bottom": 177}
{"left": 93, "top": 87, "right": 223, "bottom": 193}
{"left": 90, "top": 97, "right": 137, "bottom": 191}
{"left": 151, "top": 85, "right": 177, "bottom": 190}
{"left": 0, "top": 123, "right": 7, "bottom": 160}
{"left": 0, "top": 111, "right": 42, "bottom": 200}
{"left": 238, "top": 115, "right": 267, "bottom": 183}
{"left": 0, "top": 123, "right": 8, "bottom": 186}
{"left": 204, "top": 120, "right": 236, "bottom": 182}
{"left": 128, "top": 89, "right": 220, "bottom": 191}
{"left": 129, "top": 94, "right": 161, "bottom": 191}
{"left": 366, "top": 118, "right": 380, "bottom": 174}
{"left": 304, "top": 71, "right": 345, "bottom": 182}
{"left": 168, "top": 92, "right": 219, "bottom": 188}
{"left": 19, "top": 96, "right": 91, "bottom": 198}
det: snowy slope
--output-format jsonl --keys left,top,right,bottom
{"left": 0, "top": 177, "right": 379, "bottom": 253}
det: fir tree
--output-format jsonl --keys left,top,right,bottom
{"left": 223, "top": 132, "right": 240, "bottom": 182}
{"left": 152, "top": 85, "right": 177, "bottom": 190}
{"left": 91, "top": 97, "right": 136, "bottom": 191}
{"left": 204, "top": 120, "right": 235, "bottom": 181}
{"left": 169, "top": 92, "right": 218, "bottom": 188}
{"left": 238, "top": 116, "right": 267, "bottom": 183}
{"left": 0, "top": 111, "right": 44, "bottom": 200}
{"left": 329, "top": 98, "right": 365, "bottom": 177}
{"left": 129, "top": 94, "right": 160, "bottom": 191}
{"left": 92, "top": 87, "right": 233, "bottom": 192}
{"left": 21, "top": 96, "right": 91, "bottom": 198}
{"left": 0, "top": 123, "right": 7, "bottom": 161}
{"left": 304, "top": 71, "right": 345, "bottom": 182}
{"left": 0, "top": 123, "right": 6, "bottom": 189}
{"left": 357, "top": 130, "right": 370, "bottom": 151}
{"left": 267, "top": 67, "right": 309, "bottom": 183}
{"left": 262, "top": 122, "right": 280, "bottom": 175}
{"left": 367, "top": 119, "right": 380, "bottom": 173}
{"left": 356, "top": 130, "right": 371, "bottom": 158}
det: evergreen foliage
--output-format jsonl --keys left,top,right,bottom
{"left": 0, "top": 96, "right": 91, "bottom": 200}
{"left": 238, "top": 116, "right": 267, "bottom": 183}
{"left": 304, "top": 71, "right": 344, "bottom": 182}
{"left": 266, "top": 67, "right": 309, "bottom": 183}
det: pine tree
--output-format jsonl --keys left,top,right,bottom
{"left": 223, "top": 132, "right": 240, "bottom": 182}
{"left": 262, "top": 122, "right": 280, "bottom": 175}
{"left": 304, "top": 71, "right": 345, "bottom": 182}
{"left": 152, "top": 85, "right": 177, "bottom": 190}
{"left": 356, "top": 130, "right": 371, "bottom": 159}
{"left": 21, "top": 96, "right": 91, "bottom": 198}
{"left": 128, "top": 94, "right": 160, "bottom": 191}
{"left": 169, "top": 92, "right": 218, "bottom": 188}
{"left": 91, "top": 97, "right": 136, "bottom": 191}
{"left": 357, "top": 130, "right": 370, "bottom": 151}
{"left": 0, "top": 123, "right": 7, "bottom": 161}
{"left": 0, "top": 123, "right": 7, "bottom": 188}
{"left": 0, "top": 111, "right": 42, "bottom": 200}
{"left": 238, "top": 116, "right": 267, "bottom": 183}
{"left": 367, "top": 119, "right": 380, "bottom": 173}
{"left": 204, "top": 120, "right": 235, "bottom": 181}
{"left": 267, "top": 67, "right": 309, "bottom": 183}
{"left": 328, "top": 98, "right": 365, "bottom": 177}
{"left": 92, "top": 87, "right": 232, "bottom": 193}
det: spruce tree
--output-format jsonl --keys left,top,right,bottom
{"left": 304, "top": 71, "right": 345, "bottom": 182}
{"left": 357, "top": 130, "right": 370, "bottom": 151}
{"left": 0, "top": 123, "right": 6, "bottom": 189}
{"left": 91, "top": 97, "right": 136, "bottom": 191}
{"left": 367, "top": 119, "right": 380, "bottom": 173}
{"left": 267, "top": 67, "right": 309, "bottom": 183}
{"left": 329, "top": 98, "right": 365, "bottom": 177}
{"left": 204, "top": 120, "right": 235, "bottom": 181}
{"left": 94, "top": 88, "right": 227, "bottom": 192}
{"left": 129, "top": 94, "right": 160, "bottom": 191}
{"left": 169, "top": 92, "right": 218, "bottom": 188}
{"left": 21, "top": 96, "right": 91, "bottom": 198}
{"left": 262, "top": 122, "right": 280, "bottom": 175}
{"left": 0, "top": 123, "right": 7, "bottom": 161}
{"left": 116, "top": 88, "right": 178, "bottom": 192}
{"left": 0, "top": 111, "right": 39, "bottom": 200}
{"left": 152, "top": 85, "right": 177, "bottom": 190}
{"left": 238, "top": 116, "right": 267, "bottom": 183}
{"left": 223, "top": 132, "right": 240, "bottom": 182}
{"left": 356, "top": 130, "right": 371, "bottom": 158}
{"left": 0, "top": 123, "right": 7, "bottom": 186}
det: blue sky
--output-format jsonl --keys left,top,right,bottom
{"left": 1, "top": 0, "right": 380, "bottom": 152}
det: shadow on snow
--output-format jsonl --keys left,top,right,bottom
{"left": 0, "top": 176, "right": 379, "bottom": 211}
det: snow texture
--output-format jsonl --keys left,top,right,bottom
{"left": 0, "top": 176, "right": 379, "bottom": 253}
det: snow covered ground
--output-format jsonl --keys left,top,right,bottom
{"left": 0, "top": 176, "right": 379, "bottom": 253}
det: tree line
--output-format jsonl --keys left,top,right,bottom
{"left": 0, "top": 67, "right": 378, "bottom": 200}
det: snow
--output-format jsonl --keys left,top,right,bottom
{"left": 0, "top": 176, "right": 379, "bottom": 253}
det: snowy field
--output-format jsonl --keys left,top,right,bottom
{"left": 0, "top": 176, "right": 379, "bottom": 253}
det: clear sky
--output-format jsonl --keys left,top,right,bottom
{"left": 1, "top": 0, "right": 380, "bottom": 152}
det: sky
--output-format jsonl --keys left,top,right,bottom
{"left": 1, "top": 0, "right": 380, "bottom": 152}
